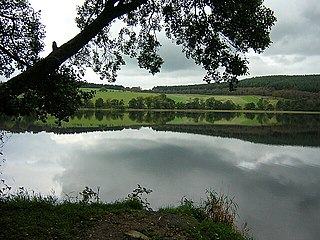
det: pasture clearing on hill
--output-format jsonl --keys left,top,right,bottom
{"left": 82, "top": 88, "right": 278, "bottom": 108}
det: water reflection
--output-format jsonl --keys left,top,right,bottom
{"left": 1, "top": 111, "right": 320, "bottom": 147}
{"left": 2, "top": 110, "right": 320, "bottom": 127}
{"left": 70, "top": 110, "right": 320, "bottom": 126}
{"left": 2, "top": 128, "right": 320, "bottom": 240}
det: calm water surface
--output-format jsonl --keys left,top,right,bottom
{"left": 2, "top": 126, "right": 320, "bottom": 240}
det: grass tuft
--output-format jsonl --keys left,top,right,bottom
{"left": 160, "top": 191, "right": 251, "bottom": 240}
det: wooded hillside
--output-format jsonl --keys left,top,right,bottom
{"left": 151, "top": 75, "right": 320, "bottom": 95}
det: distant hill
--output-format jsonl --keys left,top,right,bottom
{"left": 151, "top": 75, "right": 320, "bottom": 95}
{"left": 82, "top": 75, "right": 320, "bottom": 99}
{"left": 237, "top": 75, "right": 320, "bottom": 92}
{"left": 83, "top": 83, "right": 127, "bottom": 91}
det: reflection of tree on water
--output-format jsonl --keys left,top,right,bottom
{"left": 95, "top": 111, "right": 104, "bottom": 121}
{"left": 128, "top": 111, "right": 144, "bottom": 123}
{"left": 71, "top": 110, "right": 125, "bottom": 122}
{"left": 276, "top": 114, "right": 320, "bottom": 126}
{"left": 84, "top": 110, "right": 94, "bottom": 120}
{"left": 244, "top": 113, "right": 255, "bottom": 120}
{"left": 205, "top": 112, "right": 239, "bottom": 123}
{"left": 128, "top": 111, "right": 176, "bottom": 124}
{"left": 178, "top": 112, "right": 206, "bottom": 123}
{"left": 71, "top": 111, "right": 244, "bottom": 124}
{"left": 153, "top": 124, "right": 320, "bottom": 147}
{"left": 1, "top": 113, "right": 319, "bottom": 146}
{"left": 74, "top": 110, "right": 83, "bottom": 120}
{"left": 256, "top": 113, "right": 274, "bottom": 125}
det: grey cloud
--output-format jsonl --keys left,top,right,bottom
{"left": 303, "top": 1, "right": 320, "bottom": 24}
{"left": 19, "top": 0, "right": 320, "bottom": 88}
{"left": 119, "top": 39, "right": 204, "bottom": 77}
{"left": 265, "top": 0, "right": 320, "bottom": 57}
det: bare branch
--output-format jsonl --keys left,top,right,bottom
{"left": 0, "top": 45, "right": 31, "bottom": 68}
{"left": 0, "top": 13, "right": 16, "bottom": 21}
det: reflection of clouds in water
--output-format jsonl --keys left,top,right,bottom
{"left": 52, "top": 128, "right": 320, "bottom": 240}
{"left": 238, "top": 152, "right": 305, "bottom": 170}
{"left": 3, "top": 128, "right": 320, "bottom": 240}
{"left": 3, "top": 132, "right": 65, "bottom": 194}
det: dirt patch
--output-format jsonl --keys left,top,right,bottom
{"left": 82, "top": 210, "right": 198, "bottom": 239}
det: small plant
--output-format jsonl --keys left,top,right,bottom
{"left": 0, "top": 179, "right": 11, "bottom": 198}
{"left": 203, "top": 190, "right": 239, "bottom": 230}
{"left": 161, "top": 197, "right": 206, "bottom": 221}
{"left": 126, "top": 184, "right": 152, "bottom": 210}
{"left": 79, "top": 186, "right": 100, "bottom": 204}
{"left": 240, "top": 221, "right": 253, "bottom": 239}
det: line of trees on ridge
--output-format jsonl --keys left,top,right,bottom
{"left": 151, "top": 75, "right": 320, "bottom": 94}
{"left": 83, "top": 94, "right": 320, "bottom": 112}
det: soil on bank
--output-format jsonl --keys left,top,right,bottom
{"left": 82, "top": 210, "right": 197, "bottom": 239}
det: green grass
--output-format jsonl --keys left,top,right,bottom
{"left": 83, "top": 88, "right": 159, "bottom": 105}
{"left": 160, "top": 194, "right": 249, "bottom": 240}
{"left": 1, "top": 189, "right": 250, "bottom": 240}
{"left": 0, "top": 193, "right": 144, "bottom": 240}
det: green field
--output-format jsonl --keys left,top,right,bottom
{"left": 82, "top": 88, "right": 278, "bottom": 108}
{"left": 83, "top": 88, "right": 158, "bottom": 105}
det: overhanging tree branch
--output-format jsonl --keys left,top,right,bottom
{"left": 0, "top": 0, "right": 276, "bottom": 121}
{"left": 0, "top": 0, "right": 148, "bottom": 115}
{"left": 0, "top": 45, "right": 31, "bottom": 68}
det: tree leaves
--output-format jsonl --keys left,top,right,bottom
{"left": 0, "top": 0, "right": 276, "bottom": 121}
{"left": 73, "top": 0, "right": 275, "bottom": 85}
{"left": 0, "top": 0, "right": 45, "bottom": 77}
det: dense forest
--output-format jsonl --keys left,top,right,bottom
{"left": 151, "top": 75, "right": 320, "bottom": 96}
{"left": 83, "top": 83, "right": 127, "bottom": 91}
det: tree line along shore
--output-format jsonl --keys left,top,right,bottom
{"left": 82, "top": 75, "right": 320, "bottom": 113}
{"left": 82, "top": 90, "right": 320, "bottom": 113}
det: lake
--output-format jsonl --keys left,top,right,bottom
{"left": 1, "top": 111, "right": 320, "bottom": 240}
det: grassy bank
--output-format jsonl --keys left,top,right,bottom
{"left": 0, "top": 187, "right": 251, "bottom": 240}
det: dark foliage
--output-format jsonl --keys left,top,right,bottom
{"left": 0, "top": 0, "right": 276, "bottom": 121}
{"left": 151, "top": 75, "right": 320, "bottom": 97}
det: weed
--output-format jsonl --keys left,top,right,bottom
{"left": 79, "top": 186, "right": 100, "bottom": 204}
{"left": 161, "top": 190, "right": 252, "bottom": 239}
{"left": 0, "top": 179, "right": 11, "bottom": 197}
{"left": 126, "top": 184, "right": 153, "bottom": 210}
{"left": 203, "top": 190, "right": 239, "bottom": 230}
{"left": 193, "top": 221, "right": 246, "bottom": 240}
{"left": 160, "top": 198, "right": 206, "bottom": 221}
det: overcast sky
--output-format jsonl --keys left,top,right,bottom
{"left": 28, "top": 0, "right": 320, "bottom": 89}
